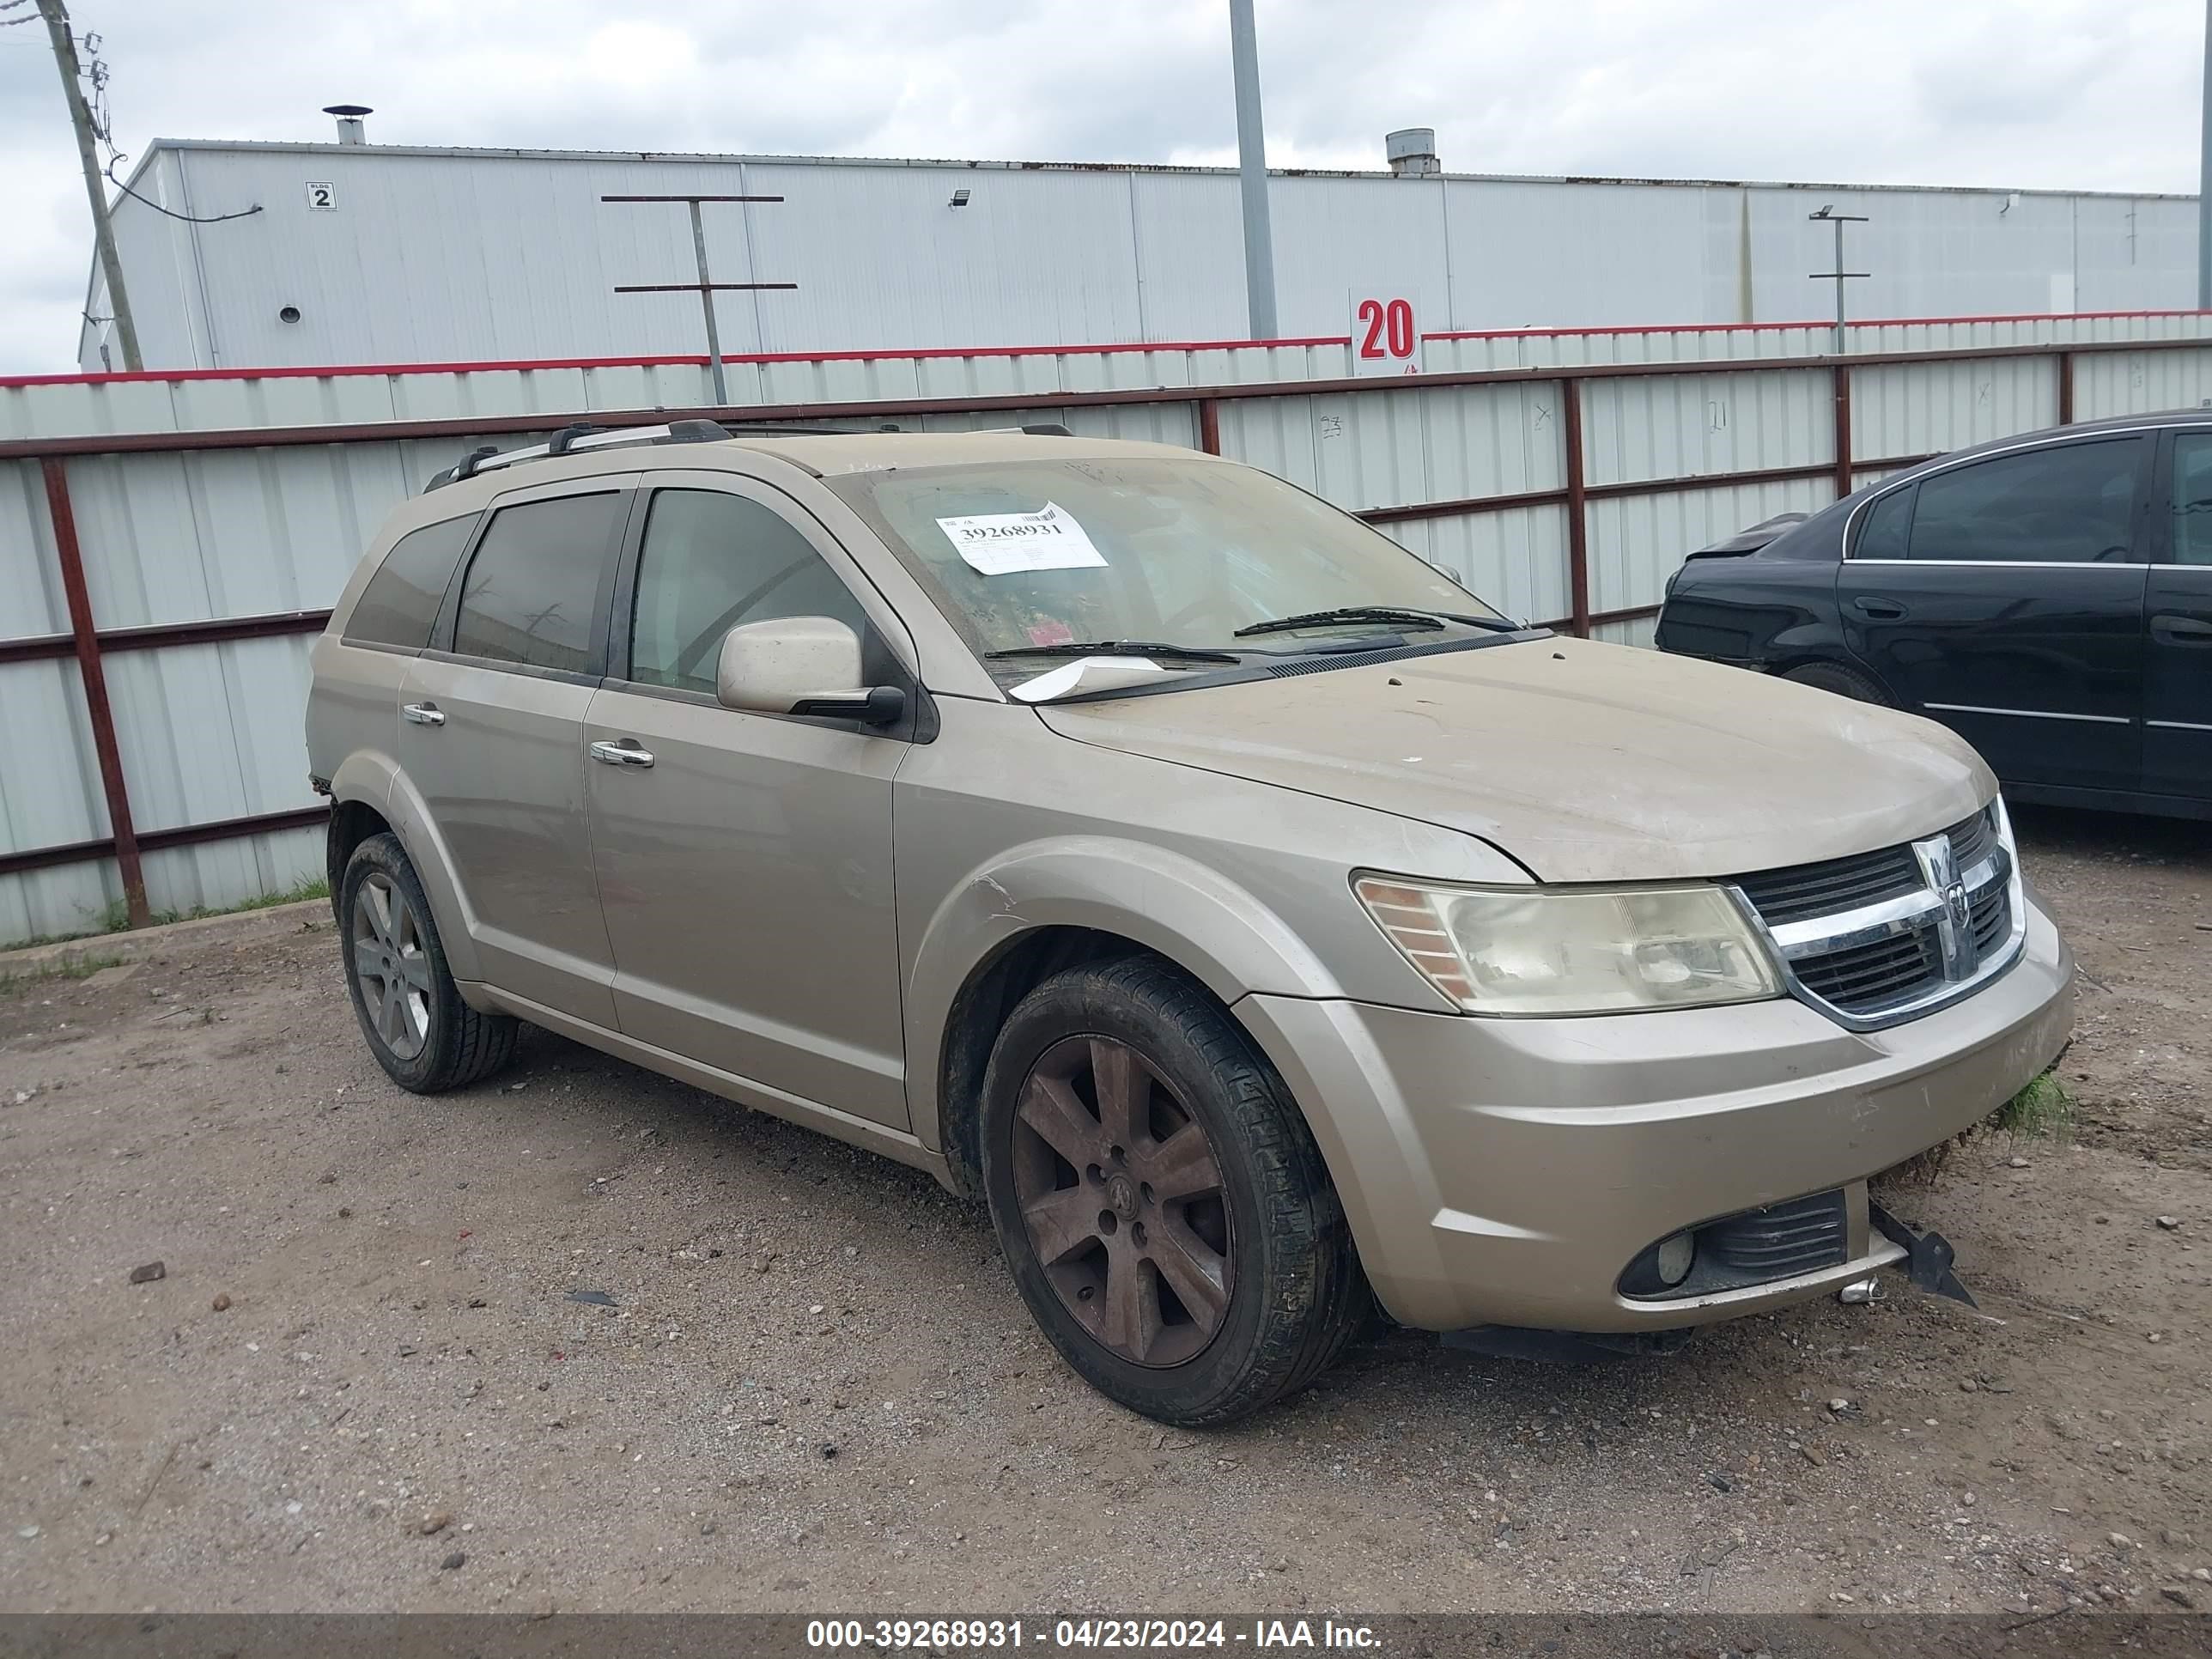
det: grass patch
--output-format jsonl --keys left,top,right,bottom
{"left": 9, "top": 877, "right": 332, "bottom": 952}
{"left": 0, "top": 953, "right": 125, "bottom": 998}
{"left": 1991, "top": 1068, "right": 2075, "bottom": 1141}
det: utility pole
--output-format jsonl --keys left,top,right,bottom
{"left": 1808, "top": 206, "right": 1869, "bottom": 355}
{"left": 1227, "top": 0, "right": 1279, "bottom": 341}
{"left": 36, "top": 0, "right": 142, "bottom": 370}
{"left": 603, "top": 193, "right": 794, "bottom": 405}
{"left": 2199, "top": 0, "right": 2211, "bottom": 308}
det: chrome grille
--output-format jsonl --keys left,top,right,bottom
{"left": 1729, "top": 802, "right": 2024, "bottom": 1027}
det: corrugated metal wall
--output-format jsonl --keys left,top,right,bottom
{"left": 84, "top": 143, "right": 2203, "bottom": 374}
{"left": 8, "top": 317, "right": 2212, "bottom": 945}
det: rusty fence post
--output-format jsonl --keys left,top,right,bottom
{"left": 1196, "top": 398, "right": 1222, "bottom": 455}
{"left": 40, "top": 457, "right": 150, "bottom": 927}
{"left": 1561, "top": 378, "right": 1591, "bottom": 638}
{"left": 1832, "top": 363, "right": 1854, "bottom": 501}
{"left": 2057, "top": 350, "right": 2074, "bottom": 426}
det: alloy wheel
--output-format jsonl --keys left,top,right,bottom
{"left": 1009, "top": 1034, "right": 1236, "bottom": 1368}
{"left": 351, "top": 871, "right": 433, "bottom": 1061}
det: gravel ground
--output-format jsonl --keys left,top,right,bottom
{"left": 0, "top": 803, "right": 2205, "bottom": 1616}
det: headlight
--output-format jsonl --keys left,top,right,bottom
{"left": 1352, "top": 876, "right": 1784, "bottom": 1016}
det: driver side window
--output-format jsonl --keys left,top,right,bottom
{"left": 629, "top": 489, "right": 869, "bottom": 695}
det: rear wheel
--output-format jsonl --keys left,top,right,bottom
{"left": 980, "top": 955, "right": 1364, "bottom": 1425}
{"left": 1782, "top": 659, "right": 1894, "bottom": 706}
{"left": 339, "top": 833, "right": 518, "bottom": 1093}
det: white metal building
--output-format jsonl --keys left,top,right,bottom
{"left": 82, "top": 124, "right": 2202, "bottom": 374}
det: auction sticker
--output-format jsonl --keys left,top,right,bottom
{"left": 936, "top": 502, "right": 1107, "bottom": 576}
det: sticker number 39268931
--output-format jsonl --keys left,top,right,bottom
{"left": 934, "top": 502, "right": 1108, "bottom": 576}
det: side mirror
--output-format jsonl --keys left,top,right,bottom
{"left": 714, "top": 616, "right": 906, "bottom": 726}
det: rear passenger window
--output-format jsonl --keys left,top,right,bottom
{"left": 1906, "top": 440, "right": 2141, "bottom": 565}
{"left": 2171, "top": 432, "right": 2212, "bottom": 565}
{"left": 1851, "top": 487, "right": 1913, "bottom": 560}
{"left": 452, "top": 492, "right": 624, "bottom": 673}
{"left": 628, "top": 489, "right": 869, "bottom": 695}
{"left": 343, "top": 515, "right": 476, "bottom": 648}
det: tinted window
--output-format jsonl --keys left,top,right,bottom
{"left": 2172, "top": 433, "right": 2212, "bottom": 566}
{"left": 1907, "top": 440, "right": 2140, "bottom": 565}
{"left": 1852, "top": 486, "right": 1913, "bottom": 560}
{"left": 343, "top": 515, "right": 476, "bottom": 648}
{"left": 628, "top": 489, "right": 868, "bottom": 695}
{"left": 452, "top": 492, "right": 623, "bottom": 673}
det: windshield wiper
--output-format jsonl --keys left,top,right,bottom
{"left": 984, "top": 640, "right": 1243, "bottom": 665}
{"left": 1232, "top": 605, "right": 1522, "bottom": 638}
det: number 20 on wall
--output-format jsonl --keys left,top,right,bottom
{"left": 1348, "top": 292, "right": 1422, "bottom": 377}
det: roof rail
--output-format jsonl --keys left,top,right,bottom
{"left": 423, "top": 418, "right": 739, "bottom": 490}
{"left": 420, "top": 416, "right": 946, "bottom": 493}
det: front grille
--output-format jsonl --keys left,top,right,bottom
{"left": 1734, "top": 843, "right": 1922, "bottom": 927}
{"left": 1795, "top": 930, "right": 1941, "bottom": 1013}
{"left": 1731, "top": 805, "right": 2017, "bottom": 1024}
{"left": 1701, "top": 1190, "right": 1850, "bottom": 1279}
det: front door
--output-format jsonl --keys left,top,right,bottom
{"left": 584, "top": 475, "right": 912, "bottom": 1128}
{"left": 396, "top": 479, "right": 632, "bottom": 1027}
{"left": 2148, "top": 429, "right": 2212, "bottom": 804}
{"left": 1837, "top": 433, "right": 2150, "bottom": 794}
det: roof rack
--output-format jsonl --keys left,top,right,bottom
{"left": 424, "top": 417, "right": 896, "bottom": 491}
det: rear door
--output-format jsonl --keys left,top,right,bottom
{"left": 2148, "top": 429, "right": 2212, "bottom": 804}
{"left": 396, "top": 477, "right": 633, "bottom": 1026}
{"left": 1837, "top": 433, "right": 2151, "bottom": 794}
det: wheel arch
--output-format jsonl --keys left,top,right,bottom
{"left": 908, "top": 837, "right": 1347, "bottom": 1197}
{"left": 327, "top": 752, "right": 483, "bottom": 985}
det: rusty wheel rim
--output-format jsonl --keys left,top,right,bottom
{"left": 1009, "top": 1034, "right": 1234, "bottom": 1369}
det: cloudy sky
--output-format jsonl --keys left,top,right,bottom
{"left": 1, "top": 0, "right": 2203, "bottom": 374}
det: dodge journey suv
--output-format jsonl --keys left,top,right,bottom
{"left": 306, "top": 420, "right": 2075, "bottom": 1425}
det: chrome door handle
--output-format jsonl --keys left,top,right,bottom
{"left": 589, "top": 738, "right": 654, "bottom": 768}
{"left": 402, "top": 702, "right": 445, "bottom": 726}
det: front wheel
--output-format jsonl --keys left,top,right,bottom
{"left": 979, "top": 956, "right": 1365, "bottom": 1425}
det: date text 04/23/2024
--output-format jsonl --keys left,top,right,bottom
{"left": 805, "top": 1619, "right": 1381, "bottom": 1650}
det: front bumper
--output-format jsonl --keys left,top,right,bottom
{"left": 1235, "top": 893, "right": 2073, "bottom": 1334}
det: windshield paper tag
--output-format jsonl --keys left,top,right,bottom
{"left": 936, "top": 502, "right": 1107, "bottom": 576}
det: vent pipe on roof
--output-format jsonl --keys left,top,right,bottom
{"left": 1386, "top": 128, "right": 1439, "bottom": 177}
{"left": 323, "top": 104, "right": 373, "bottom": 145}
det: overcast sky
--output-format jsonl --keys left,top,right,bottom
{"left": 1, "top": 0, "right": 2203, "bottom": 374}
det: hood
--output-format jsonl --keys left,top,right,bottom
{"left": 1035, "top": 638, "right": 1994, "bottom": 883}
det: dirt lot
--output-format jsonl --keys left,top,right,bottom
{"left": 0, "top": 805, "right": 2206, "bottom": 1617}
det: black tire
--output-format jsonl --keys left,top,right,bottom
{"left": 1782, "top": 659, "right": 1895, "bottom": 706}
{"left": 980, "top": 955, "right": 1365, "bottom": 1426}
{"left": 338, "top": 832, "right": 519, "bottom": 1093}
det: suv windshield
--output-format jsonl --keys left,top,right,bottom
{"left": 823, "top": 457, "right": 1507, "bottom": 680}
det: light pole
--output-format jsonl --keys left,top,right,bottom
{"left": 1228, "top": 0, "right": 1279, "bottom": 341}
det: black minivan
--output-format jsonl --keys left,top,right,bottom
{"left": 1656, "top": 413, "right": 2212, "bottom": 819}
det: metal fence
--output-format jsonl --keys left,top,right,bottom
{"left": 5, "top": 315, "right": 2212, "bottom": 945}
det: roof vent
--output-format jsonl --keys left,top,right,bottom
{"left": 1385, "top": 127, "right": 1439, "bottom": 177}
{"left": 322, "top": 104, "right": 373, "bottom": 145}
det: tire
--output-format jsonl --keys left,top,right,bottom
{"left": 1782, "top": 659, "right": 1895, "bottom": 706}
{"left": 338, "top": 832, "right": 519, "bottom": 1093}
{"left": 979, "top": 955, "right": 1365, "bottom": 1426}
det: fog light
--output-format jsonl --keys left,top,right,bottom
{"left": 1655, "top": 1231, "right": 1695, "bottom": 1287}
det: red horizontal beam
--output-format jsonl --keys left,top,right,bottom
{"left": 2, "top": 337, "right": 2194, "bottom": 466}
{"left": 10, "top": 309, "right": 2206, "bottom": 391}
{"left": 0, "top": 805, "right": 331, "bottom": 880}
{"left": 0, "top": 609, "right": 331, "bottom": 666}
